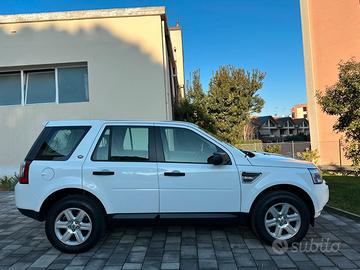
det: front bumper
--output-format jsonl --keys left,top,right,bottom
{"left": 313, "top": 181, "right": 329, "bottom": 218}
{"left": 17, "top": 208, "right": 44, "bottom": 221}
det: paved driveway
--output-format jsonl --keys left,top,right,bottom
{"left": 1, "top": 191, "right": 360, "bottom": 270}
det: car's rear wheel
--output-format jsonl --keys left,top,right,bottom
{"left": 45, "top": 195, "right": 106, "bottom": 253}
{"left": 251, "top": 191, "right": 310, "bottom": 245}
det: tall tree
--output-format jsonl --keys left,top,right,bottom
{"left": 207, "top": 65, "right": 265, "bottom": 146}
{"left": 174, "top": 70, "right": 216, "bottom": 133}
{"left": 317, "top": 59, "right": 360, "bottom": 167}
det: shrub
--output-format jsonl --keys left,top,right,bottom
{"left": 297, "top": 149, "right": 319, "bottom": 164}
{"left": 0, "top": 175, "right": 18, "bottom": 191}
{"left": 235, "top": 140, "right": 262, "bottom": 151}
{"left": 263, "top": 144, "right": 281, "bottom": 154}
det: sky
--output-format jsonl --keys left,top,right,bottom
{"left": 0, "top": 0, "right": 306, "bottom": 117}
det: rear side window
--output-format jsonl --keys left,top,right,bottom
{"left": 27, "top": 126, "right": 90, "bottom": 161}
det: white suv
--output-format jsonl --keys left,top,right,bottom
{"left": 15, "top": 120, "right": 329, "bottom": 253}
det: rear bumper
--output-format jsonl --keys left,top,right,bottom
{"left": 17, "top": 208, "right": 43, "bottom": 221}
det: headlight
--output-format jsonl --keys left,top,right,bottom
{"left": 308, "top": 168, "right": 323, "bottom": 184}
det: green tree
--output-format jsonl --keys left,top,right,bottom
{"left": 317, "top": 59, "right": 360, "bottom": 167}
{"left": 174, "top": 70, "right": 216, "bottom": 133}
{"left": 207, "top": 65, "right": 265, "bottom": 146}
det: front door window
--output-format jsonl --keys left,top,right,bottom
{"left": 159, "top": 127, "right": 219, "bottom": 163}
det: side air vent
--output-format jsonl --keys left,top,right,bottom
{"left": 242, "top": 172, "right": 262, "bottom": 183}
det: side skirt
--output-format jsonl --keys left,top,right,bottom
{"left": 110, "top": 212, "right": 250, "bottom": 225}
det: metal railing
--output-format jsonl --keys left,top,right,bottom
{"left": 238, "top": 140, "right": 349, "bottom": 167}
{"left": 238, "top": 141, "right": 311, "bottom": 158}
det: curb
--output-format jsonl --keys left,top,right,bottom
{"left": 324, "top": 205, "right": 360, "bottom": 222}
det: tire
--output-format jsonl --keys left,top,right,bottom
{"left": 250, "top": 191, "right": 310, "bottom": 245}
{"left": 45, "top": 195, "right": 106, "bottom": 253}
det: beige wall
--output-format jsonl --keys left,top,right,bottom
{"left": 291, "top": 104, "right": 307, "bottom": 119}
{"left": 300, "top": 0, "right": 360, "bottom": 166}
{"left": 169, "top": 27, "right": 185, "bottom": 98}
{"left": 0, "top": 13, "right": 176, "bottom": 175}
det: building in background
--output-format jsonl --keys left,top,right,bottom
{"left": 0, "top": 7, "right": 184, "bottom": 175}
{"left": 251, "top": 116, "right": 309, "bottom": 142}
{"left": 169, "top": 22, "right": 185, "bottom": 99}
{"left": 300, "top": 0, "right": 360, "bottom": 166}
{"left": 291, "top": 104, "right": 307, "bottom": 119}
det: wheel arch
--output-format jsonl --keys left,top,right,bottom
{"left": 249, "top": 184, "right": 315, "bottom": 226}
{"left": 39, "top": 188, "right": 107, "bottom": 221}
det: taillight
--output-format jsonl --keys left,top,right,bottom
{"left": 19, "top": 160, "right": 31, "bottom": 184}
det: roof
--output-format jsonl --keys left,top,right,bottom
{"left": 0, "top": 7, "right": 166, "bottom": 24}
{"left": 252, "top": 115, "right": 309, "bottom": 128}
{"left": 251, "top": 116, "right": 273, "bottom": 127}
{"left": 45, "top": 120, "right": 199, "bottom": 128}
{"left": 275, "top": 117, "right": 295, "bottom": 127}
{"left": 293, "top": 118, "right": 308, "bottom": 125}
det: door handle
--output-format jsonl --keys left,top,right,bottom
{"left": 93, "top": 170, "right": 115, "bottom": 176}
{"left": 164, "top": 170, "right": 185, "bottom": 177}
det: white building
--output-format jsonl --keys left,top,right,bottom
{"left": 0, "top": 7, "right": 184, "bottom": 175}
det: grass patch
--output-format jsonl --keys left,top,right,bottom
{"left": 0, "top": 175, "right": 18, "bottom": 191}
{"left": 324, "top": 175, "right": 360, "bottom": 215}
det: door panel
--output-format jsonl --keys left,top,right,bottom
{"left": 156, "top": 126, "right": 241, "bottom": 213}
{"left": 158, "top": 163, "right": 240, "bottom": 212}
{"left": 82, "top": 125, "right": 159, "bottom": 214}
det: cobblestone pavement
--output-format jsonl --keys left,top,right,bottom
{"left": 1, "top": 191, "right": 360, "bottom": 270}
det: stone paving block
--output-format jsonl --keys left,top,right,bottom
{"left": 126, "top": 252, "right": 146, "bottom": 263}
{"left": 64, "top": 266, "right": 85, "bottom": 270}
{"left": 340, "top": 248, "right": 360, "bottom": 261}
{"left": 48, "top": 262, "right": 71, "bottom": 269}
{"left": 180, "top": 259, "right": 198, "bottom": 270}
{"left": 308, "top": 253, "right": 335, "bottom": 267}
{"left": 84, "top": 258, "right": 107, "bottom": 270}
{"left": 1, "top": 192, "right": 360, "bottom": 270}
{"left": 142, "top": 259, "right": 161, "bottom": 270}
{"left": 329, "top": 256, "right": 358, "bottom": 269}
{"left": 287, "top": 250, "right": 310, "bottom": 262}
{"left": 161, "top": 262, "right": 180, "bottom": 269}
{"left": 234, "top": 253, "right": 256, "bottom": 267}
{"left": 250, "top": 249, "right": 270, "bottom": 261}
{"left": 243, "top": 238, "right": 264, "bottom": 249}
{"left": 180, "top": 245, "right": 197, "bottom": 259}
{"left": 122, "top": 262, "right": 143, "bottom": 269}
{"left": 7, "top": 261, "right": 32, "bottom": 270}
{"left": 30, "top": 254, "right": 58, "bottom": 268}
{"left": 271, "top": 255, "right": 296, "bottom": 268}
{"left": 106, "top": 253, "right": 127, "bottom": 265}
{"left": 198, "top": 248, "right": 216, "bottom": 259}
{"left": 147, "top": 248, "right": 164, "bottom": 258}
{"left": 198, "top": 259, "right": 218, "bottom": 269}
{"left": 295, "top": 261, "right": 320, "bottom": 270}
{"left": 217, "top": 262, "right": 238, "bottom": 270}
{"left": 215, "top": 250, "right": 234, "bottom": 261}
{"left": 255, "top": 260, "right": 279, "bottom": 270}
{"left": 162, "top": 251, "right": 180, "bottom": 262}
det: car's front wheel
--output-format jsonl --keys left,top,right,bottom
{"left": 45, "top": 195, "right": 106, "bottom": 253}
{"left": 251, "top": 191, "right": 310, "bottom": 245}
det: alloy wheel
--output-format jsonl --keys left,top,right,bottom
{"left": 54, "top": 208, "right": 92, "bottom": 246}
{"left": 264, "top": 202, "right": 301, "bottom": 240}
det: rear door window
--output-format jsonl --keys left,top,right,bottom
{"left": 27, "top": 126, "right": 90, "bottom": 161}
{"left": 92, "top": 126, "right": 151, "bottom": 162}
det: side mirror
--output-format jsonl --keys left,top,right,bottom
{"left": 208, "top": 152, "right": 231, "bottom": 165}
